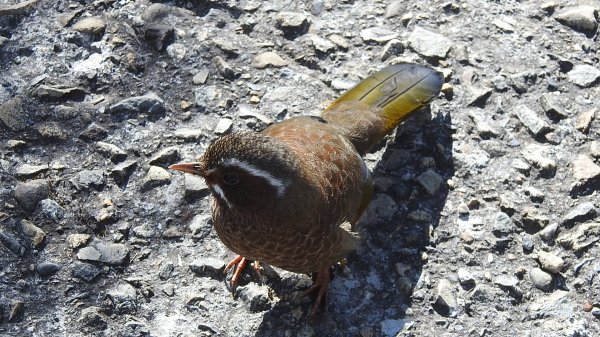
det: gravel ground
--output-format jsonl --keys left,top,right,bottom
{"left": 1, "top": 1, "right": 599, "bottom": 336}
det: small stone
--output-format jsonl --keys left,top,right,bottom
{"left": 14, "top": 164, "right": 48, "bottom": 179}
{"left": 106, "top": 283, "right": 138, "bottom": 314}
{"left": 166, "top": 43, "right": 187, "bottom": 60}
{"left": 527, "top": 290, "right": 570, "bottom": 316}
{"left": 141, "top": 3, "right": 172, "bottom": 22}
{"left": 253, "top": 52, "right": 287, "bottom": 69}
{"left": 96, "top": 141, "right": 127, "bottom": 163}
{"left": 514, "top": 105, "right": 551, "bottom": 136}
{"left": 468, "top": 110, "right": 501, "bottom": 137}
{"left": 214, "top": 118, "right": 233, "bottom": 135}
{"left": 408, "top": 27, "right": 452, "bottom": 59}
{"left": 78, "top": 306, "right": 107, "bottom": 328}
{"left": 77, "top": 246, "right": 102, "bottom": 262}
{"left": 522, "top": 207, "right": 550, "bottom": 231}
{"left": 37, "top": 261, "right": 60, "bottom": 277}
{"left": 521, "top": 144, "right": 556, "bottom": 172}
{"left": 39, "top": 199, "right": 65, "bottom": 223}
{"left": 95, "top": 243, "right": 129, "bottom": 265}
{"left": 417, "top": 169, "right": 443, "bottom": 195}
{"left": 162, "top": 283, "right": 175, "bottom": 296}
{"left": 14, "top": 179, "right": 49, "bottom": 211}
{"left": 141, "top": 166, "right": 171, "bottom": 191}
{"left": 20, "top": 219, "right": 45, "bottom": 248}
{"left": 537, "top": 251, "right": 565, "bottom": 274}
{"left": 238, "top": 104, "right": 273, "bottom": 125}
{"left": 189, "top": 214, "right": 212, "bottom": 241}
{"left": 591, "top": 141, "right": 600, "bottom": 158}
{"left": 149, "top": 146, "right": 180, "bottom": 166}
{"left": 275, "top": 12, "right": 309, "bottom": 29}
{"left": 380, "top": 39, "right": 404, "bottom": 61}
{"left": 538, "top": 223, "right": 559, "bottom": 243}
{"left": 493, "top": 18, "right": 514, "bottom": 32}
{"left": 492, "top": 211, "right": 514, "bottom": 237}
{"left": 72, "top": 262, "right": 101, "bottom": 282}
{"left": 494, "top": 274, "right": 519, "bottom": 288}
{"left": 433, "top": 279, "right": 458, "bottom": 317}
{"left": 360, "top": 194, "right": 398, "bottom": 225}
{"left": 385, "top": 0, "right": 404, "bottom": 18}
{"left": 7, "top": 139, "right": 26, "bottom": 150}
{"left": 67, "top": 233, "right": 91, "bottom": 249}
{"left": 111, "top": 160, "right": 137, "bottom": 186}
{"left": 238, "top": 283, "right": 271, "bottom": 312}
{"left": 540, "top": 93, "right": 569, "bottom": 119}
{"left": 328, "top": 34, "right": 350, "bottom": 50}
{"left": 107, "top": 92, "right": 166, "bottom": 121}
{"left": 36, "top": 122, "right": 67, "bottom": 140}
{"left": 74, "top": 169, "right": 106, "bottom": 190}
{"left": 8, "top": 300, "right": 25, "bottom": 322}
{"left": 466, "top": 86, "right": 493, "bottom": 107}
{"left": 144, "top": 23, "right": 174, "bottom": 51}
{"left": 380, "top": 319, "right": 410, "bottom": 337}
{"left": 575, "top": 109, "right": 595, "bottom": 133}
{"left": 189, "top": 258, "right": 225, "bottom": 277}
{"left": 0, "top": 97, "right": 27, "bottom": 131}
{"left": 567, "top": 64, "right": 600, "bottom": 88}
{"left": 562, "top": 202, "right": 596, "bottom": 226}
{"left": 73, "top": 17, "right": 106, "bottom": 36}
{"left": 530, "top": 268, "right": 553, "bottom": 291}
{"left": 555, "top": 5, "right": 598, "bottom": 35}
{"left": 457, "top": 268, "right": 475, "bottom": 287}
{"left": 572, "top": 154, "right": 600, "bottom": 182}
{"left": 174, "top": 128, "right": 203, "bottom": 140}
{"left": 79, "top": 123, "right": 108, "bottom": 142}
{"left": 309, "top": 34, "right": 335, "bottom": 53}
{"left": 184, "top": 174, "right": 209, "bottom": 199}
{"left": 591, "top": 307, "right": 600, "bottom": 318}
{"left": 360, "top": 27, "right": 398, "bottom": 43}
{"left": 192, "top": 69, "right": 209, "bottom": 85}
{"left": 557, "top": 222, "right": 600, "bottom": 252}
{"left": 214, "top": 56, "right": 236, "bottom": 80}
{"left": 0, "top": 231, "right": 25, "bottom": 256}
{"left": 331, "top": 78, "right": 356, "bottom": 91}
{"left": 522, "top": 235, "right": 535, "bottom": 252}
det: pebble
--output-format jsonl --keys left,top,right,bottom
{"left": 72, "top": 262, "right": 101, "bottom": 282}
{"left": 527, "top": 290, "right": 570, "bottom": 315}
{"left": 174, "top": 128, "right": 203, "bottom": 140}
{"left": 513, "top": 105, "right": 551, "bottom": 136}
{"left": 457, "top": 268, "right": 475, "bottom": 287}
{"left": 331, "top": 78, "right": 356, "bottom": 91}
{"left": 469, "top": 110, "right": 501, "bottom": 138}
{"left": 554, "top": 5, "right": 598, "bottom": 35}
{"left": 522, "top": 234, "right": 535, "bottom": 252}
{"left": 537, "top": 251, "right": 565, "bottom": 274}
{"left": 14, "top": 164, "right": 48, "bottom": 179}
{"left": 39, "top": 199, "right": 65, "bottom": 223}
{"left": 416, "top": 169, "right": 443, "bottom": 195}
{"left": 275, "top": 12, "right": 309, "bottom": 29}
{"left": 74, "top": 169, "right": 106, "bottom": 190}
{"left": 192, "top": 68, "right": 209, "bottom": 85}
{"left": 238, "top": 283, "right": 271, "bottom": 312}
{"left": 20, "top": 219, "right": 46, "bottom": 248}
{"left": 238, "top": 104, "right": 274, "bottom": 125}
{"left": 466, "top": 86, "right": 493, "bottom": 107}
{"left": 538, "top": 223, "right": 558, "bottom": 243}
{"left": 78, "top": 306, "right": 107, "bottom": 328}
{"left": 0, "top": 97, "right": 27, "bottom": 131}
{"left": 8, "top": 300, "right": 25, "bottom": 322}
{"left": 214, "top": 56, "right": 235, "bottom": 80}
{"left": 214, "top": 118, "right": 233, "bottom": 135}
{"left": 141, "top": 3, "right": 171, "bottom": 22}
{"left": 96, "top": 141, "right": 127, "bottom": 163}
{"left": 521, "top": 144, "right": 556, "bottom": 172}
{"left": 492, "top": 211, "right": 514, "bottom": 237}
{"left": 572, "top": 154, "right": 600, "bottom": 182}
{"left": 253, "top": 52, "right": 287, "bottom": 69}
{"left": 184, "top": 174, "right": 209, "bottom": 199}
{"left": 360, "top": 27, "right": 398, "bottom": 43}
{"left": 14, "top": 179, "right": 49, "bottom": 211}
{"left": 539, "top": 93, "right": 569, "bottom": 119}
{"left": 408, "top": 27, "right": 452, "bottom": 59}
{"left": 530, "top": 267, "right": 553, "bottom": 291}
{"left": 590, "top": 141, "right": 600, "bottom": 158}
{"left": 309, "top": 34, "right": 335, "bottom": 53}
{"left": 166, "top": 43, "right": 187, "bottom": 61}
{"left": 567, "top": 64, "right": 600, "bottom": 88}
{"left": 522, "top": 207, "right": 550, "bottom": 231}
{"left": 557, "top": 222, "right": 600, "bottom": 253}
{"left": 189, "top": 257, "right": 225, "bottom": 277}
{"left": 111, "top": 160, "right": 137, "bottom": 186}
{"left": 73, "top": 17, "right": 106, "bottom": 35}
{"left": 327, "top": 34, "right": 349, "bottom": 50}
{"left": 107, "top": 92, "right": 166, "bottom": 121}
{"left": 144, "top": 23, "right": 174, "bottom": 51}
{"left": 360, "top": 194, "right": 398, "bottom": 225}
{"left": 77, "top": 243, "right": 129, "bottom": 265}
{"left": 141, "top": 166, "right": 171, "bottom": 191}
{"left": 575, "top": 109, "right": 595, "bottom": 133}
{"left": 0, "top": 231, "right": 25, "bottom": 256}
{"left": 380, "top": 319, "right": 410, "bottom": 337}
{"left": 380, "top": 39, "right": 404, "bottom": 61}
{"left": 494, "top": 274, "right": 519, "bottom": 288}
{"left": 106, "top": 282, "right": 138, "bottom": 314}
{"left": 79, "top": 123, "right": 108, "bottom": 142}
{"left": 67, "top": 233, "right": 91, "bottom": 249}
{"left": 37, "top": 261, "right": 61, "bottom": 277}
{"left": 562, "top": 202, "right": 596, "bottom": 226}
{"left": 162, "top": 283, "right": 175, "bottom": 296}
{"left": 148, "top": 146, "right": 180, "bottom": 166}
{"left": 189, "top": 214, "right": 212, "bottom": 241}
{"left": 433, "top": 279, "right": 458, "bottom": 317}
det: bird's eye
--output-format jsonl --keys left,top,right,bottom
{"left": 222, "top": 173, "right": 239, "bottom": 185}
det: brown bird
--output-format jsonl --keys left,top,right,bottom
{"left": 170, "top": 63, "right": 442, "bottom": 312}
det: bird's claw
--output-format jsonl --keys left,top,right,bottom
{"left": 303, "top": 268, "right": 331, "bottom": 315}
{"left": 223, "top": 256, "right": 264, "bottom": 293}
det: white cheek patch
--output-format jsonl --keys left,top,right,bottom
{"left": 222, "top": 158, "right": 288, "bottom": 197}
{"left": 210, "top": 183, "right": 233, "bottom": 208}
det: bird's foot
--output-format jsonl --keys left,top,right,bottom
{"left": 303, "top": 268, "right": 331, "bottom": 315}
{"left": 223, "top": 255, "right": 263, "bottom": 293}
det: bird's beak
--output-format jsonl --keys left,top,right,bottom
{"left": 168, "top": 162, "right": 203, "bottom": 176}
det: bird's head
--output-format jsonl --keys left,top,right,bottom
{"left": 169, "top": 132, "right": 298, "bottom": 209}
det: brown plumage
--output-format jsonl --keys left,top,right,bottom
{"left": 170, "top": 63, "right": 442, "bottom": 311}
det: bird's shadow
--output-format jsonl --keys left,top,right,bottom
{"left": 254, "top": 108, "right": 454, "bottom": 336}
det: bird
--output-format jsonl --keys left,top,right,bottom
{"left": 169, "top": 63, "right": 442, "bottom": 312}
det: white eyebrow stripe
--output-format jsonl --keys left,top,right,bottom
{"left": 222, "top": 158, "right": 287, "bottom": 197}
{"left": 210, "top": 183, "right": 233, "bottom": 208}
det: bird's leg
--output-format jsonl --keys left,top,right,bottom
{"left": 223, "top": 255, "right": 247, "bottom": 292}
{"left": 303, "top": 268, "right": 331, "bottom": 314}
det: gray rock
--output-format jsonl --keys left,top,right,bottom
{"left": 14, "top": 179, "right": 49, "bottom": 211}
{"left": 513, "top": 105, "right": 551, "bottom": 136}
{"left": 537, "top": 251, "right": 565, "bottom": 274}
{"left": 79, "top": 123, "right": 108, "bottom": 142}
{"left": 174, "top": 128, "right": 204, "bottom": 141}
{"left": 0, "top": 97, "right": 27, "bottom": 131}
{"left": 309, "top": 34, "right": 335, "bottom": 53}
{"left": 214, "top": 55, "right": 235, "bottom": 80}
{"left": 166, "top": 43, "right": 187, "bottom": 61}
{"left": 457, "top": 268, "right": 475, "bottom": 287}
{"left": 14, "top": 164, "right": 48, "bottom": 179}
{"left": 36, "top": 121, "right": 67, "bottom": 140}
{"left": 78, "top": 306, "right": 107, "bottom": 328}
{"left": 575, "top": 109, "right": 595, "bottom": 133}
{"left": 385, "top": 0, "right": 404, "bottom": 18}
{"left": 275, "top": 12, "right": 309, "bottom": 29}
{"left": 527, "top": 290, "right": 571, "bottom": 318}
{"left": 74, "top": 169, "right": 106, "bottom": 190}
{"left": 359, "top": 194, "right": 398, "bottom": 225}
{"left": 238, "top": 104, "right": 274, "bottom": 125}
{"left": 162, "top": 283, "right": 175, "bottom": 297}
{"left": 20, "top": 219, "right": 45, "bottom": 248}
{"left": 539, "top": 93, "right": 569, "bottom": 119}
{"left": 253, "top": 52, "right": 287, "bottom": 69}
{"left": 591, "top": 141, "right": 600, "bottom": 158}
{"left": 67, "top": 233, "right": 91, "bottom": 249}
{"left": 192, "top": 68, "right": 209, "bottom": 85}
{"left": 141, "top": 3, "right": 172, "bottom": 22}
{"left": 572, "top": 154, "right": 600, "bottom": 182}
{"left": 538, "top": 223, "right": 559, "bottom": 243}
{"left": 408, "top": 27, "right": 452, "bottom": 59}
{"left": 132, "top": 224, "right": 156, "bottom": 238}
{"left": 493, "top": 18, "right": 515, "bottom": 32}
{"left": 107, "top": 92, "right": 166, "bottom": 121}
{"left": 529, "top": 268, "right": 553, "bottom": 291}
{"left": 466, "top": 86, "right": 493, "bottom": 107}
{"left": 433, "top": 279, "right": 458, "bottom": 317}
{"left": 492, "top": 212, "right": 514, "bottom": 237}
{"left": 71, "top": 262, "right": 101, "bottom": 282}
{"left": 360, "top": 27, "right": 398, "bottom": 43}
{"left": 468, "top": 110, "right": 501, "bottom": 137}
{"left": 522, "top": 234, "right": 535, "bottom": 252}
{"left": 194, "top": 85, "right": 220, "bottom": 109}
{"left": 380, "top": 39, "right": 404, "bottom": 61}
{"left": 189, "top": 214, "right": 212, "bottom": 241}
{"left": 567, "top": 64, "right": 600, "bottom": 87}
{"left": 557, "top": 222, "right": 600, "bottom": 252}
{"left": 238, "top": 283, "right": 271, "bottom": 312}
{"left": 189, "top": 257, "right": 225, "bottom": 277}
{"left": 39, "top": 199, "right": 65, "bottom": 223}
{"left": 37, "top": 261, "right": 60, "bottom": 277}
{"left": 184, "top": 174, "right": 209, "bottom": 199}
{"left": 562, "top": 202, "right": 596, "bottom": 226}
{"left": 111, "top": 160, "right": 137, "bottom": 186}
{"left": 8, "top": 300, "right": 24, "bottom": 322}
{"left": 144, "top": 24, "right": 174, "bottom": 51}
{"left": 554, "top": 5, "right": 598, "bottom": 35}
{"left": 522, "top": 207, "right": 550, "bottom": 231}
{"left": 96, "top": 141, "right": 127, "bottom": 163}
{"left": 214, "top": 118, "right": 233, "bottom": 135}
{"left": 73, "top": 17, "right": 106, "bottom": 35}
{"left": 148, "top": 146, "right": 180, "bottom": 166}
{"left": 106, "top": 282, "right": 138, "bottom": 314}
{"left": 95, "top": 243, "right": 129, "bottom": 265}
{"left": 417, "top": 169, "right": 443, "bottom": 195}
{"left": 141, "top": 166, "right": 171, "bottom": 191}
{"left": 494, "top": 274, "right": 519, "bottom": 288}
{"left": 77, "top": 246, "right": 102, "bottom": 262}
{"left": 0, "top": 231, "right": 25, "bottom": 256}
{"left": 521, "top": 144, "right": 556, "bottom": 172}
{"left": 380, "top": 319, "right": 411, "bottom": 337}
{"left": 331, "top": 78, "right": 356, "bottom": 91}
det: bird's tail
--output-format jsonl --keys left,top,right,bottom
{"left": 321, "top": 63, "right": 443, "bottom": 155}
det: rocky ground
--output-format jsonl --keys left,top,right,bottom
{"left": 1, "top": 0, "right": 599, "bottom": 336}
